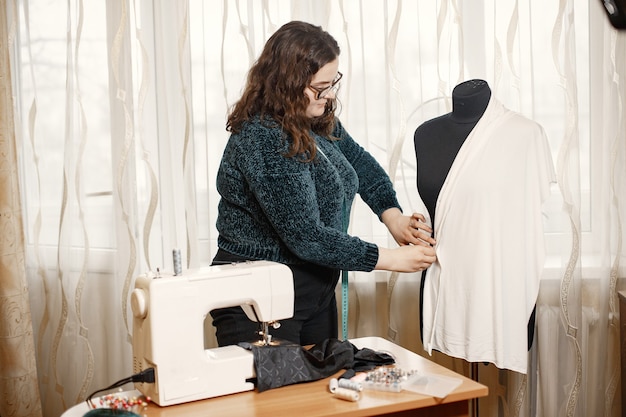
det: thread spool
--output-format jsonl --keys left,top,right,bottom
{"left": 338, "top": 378, "right": 363, "bottom": 392}
{"left": 329, "top": 378, "right": 339, "bottom": 393}
{"left": 333, "top": 387, "right": 360, "bottom": 402}
{"left": 172, "top": 248, "right": 182, "bottom": 276}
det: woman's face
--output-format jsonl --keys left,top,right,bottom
{"left": 305, "top": 58, "right": 340, "bottom": 118}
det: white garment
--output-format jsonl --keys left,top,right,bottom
{"left": 421, "top": 97, "right": 556, "bottom": 374}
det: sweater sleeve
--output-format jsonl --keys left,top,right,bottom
{"left": 231, "top": 123, "right": 379, "bottom": 272}
{"left": 332, "top": 119, "right": 402, "bottom": 220}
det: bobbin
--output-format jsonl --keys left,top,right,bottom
{"left": 332, "top": 387, "right": 360, "bottom": 402}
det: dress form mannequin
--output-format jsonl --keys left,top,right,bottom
{"left": 414, "top": 79, "right": 535, "bottom": 352}
{"left": 414, "top": 79, "right": 490, "bottom": 223}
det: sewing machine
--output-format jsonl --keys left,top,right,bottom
{"left": 130, "top": 260, "right": 294, "bottom": 406}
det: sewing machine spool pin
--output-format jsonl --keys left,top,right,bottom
{"left": 173, "top": 248, "right": 182, "bottom": 276}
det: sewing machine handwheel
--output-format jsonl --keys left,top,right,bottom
{"left": 131, "top": 289, "right": 148, "bottom": 319}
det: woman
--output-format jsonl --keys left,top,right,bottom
{"left": 211, "top": 21, "right": 436, "bottom": 347}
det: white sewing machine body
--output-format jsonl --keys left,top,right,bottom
{"left": 130, "top": 260, "right": 294, "bottom": 406}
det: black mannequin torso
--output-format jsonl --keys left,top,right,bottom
{"left": 414, "top": 79, "right": 491, "bottom": 225}
{"left": 413, "top": 80, "right": 535, "bottom": 351}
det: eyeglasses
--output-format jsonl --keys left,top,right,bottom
{"left": 309, "top": 72, "right": 343, "bottom": 100}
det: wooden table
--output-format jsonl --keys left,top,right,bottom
{"left": 64, "top": 336, "right": 487, "bottom": 417}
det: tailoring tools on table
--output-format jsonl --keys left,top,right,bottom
{"left": 130, "top": 260, "right": 294, "bottom": 406}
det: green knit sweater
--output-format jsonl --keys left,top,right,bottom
{"left": 215, "top": 117, "right": 401, "bottom": 272}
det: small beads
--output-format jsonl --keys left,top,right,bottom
{"left": 95, "top": 391, "right": 151, "bottom": 413}
{"left": 362, "top": 367, "right": 418, "bottom": 392}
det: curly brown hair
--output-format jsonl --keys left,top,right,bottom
{"left": 226, "top": 21, "right": 340, "bottom": 161}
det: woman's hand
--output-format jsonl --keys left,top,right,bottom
{"left": 375, "top": 245, "right": 437, "bottom": 272}
{"left": 381, "top": 208, "right": 436, "bottom": 247}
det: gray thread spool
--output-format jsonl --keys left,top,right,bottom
{"left": 338, "top": 379, "right": 363, "bottom": 392}
{"left": 173, "top": 248, "right": 182, "bottom": 276}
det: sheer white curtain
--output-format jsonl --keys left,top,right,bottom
{"left": 6, "top": 0, "right": 625, "bottom": 416}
